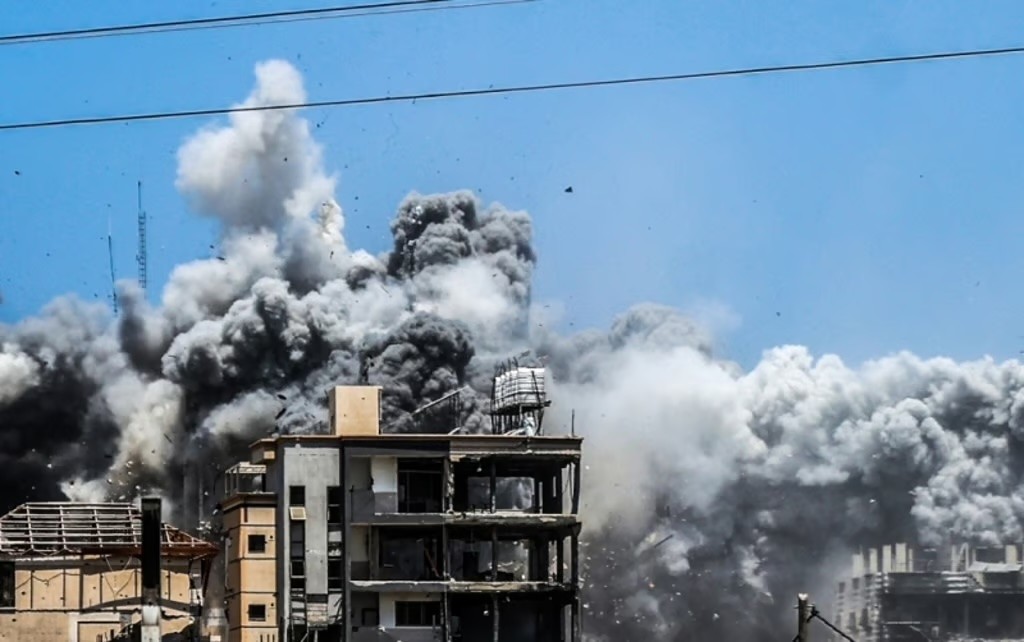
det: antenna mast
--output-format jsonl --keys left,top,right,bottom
{"left": 107, "top": 216, "right": 118, "bottom": 313}
{"left": 137, "top": 180, "right": 147, "bottom": 293}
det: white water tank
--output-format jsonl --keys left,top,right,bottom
{"left": 493, "top": 367, "right": 546, "bottom": 412}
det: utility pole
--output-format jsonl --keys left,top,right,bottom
{"left": 797, "top": 594, "right": 811, "bottom": 642}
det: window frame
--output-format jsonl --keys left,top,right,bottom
{"left": 395, "top": 600, "right": 441, "bottom": 627}
{"left": 327, "top": 485, "right": 342, "bottom": 525}
{"left": 248, "top": 603, "right": 267, "bottom": 622}
{"left": 247, "top": 533, "right": 267, "bottom": 555}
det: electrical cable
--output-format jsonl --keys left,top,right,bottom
{"left": 810, "top": 607, "right": 858, "bottom": 642}
{"left": 3, "top": 43, "right": 1024, "bottom": 132}
{"left": 0, "top": 0, "right": 529, "bottom": 46}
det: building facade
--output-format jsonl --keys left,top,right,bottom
{"left": 218, "top": 385, "right": 583, "bottom": 642}
{"left": 833, "top": 542, "right": 1024, "bottom": 641}
{"left": 0, "top": 502, "right": 218, "bottom": 642}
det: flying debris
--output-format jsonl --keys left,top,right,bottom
{"left": 0, "top": 59, "right": 1022, "bottom": 642}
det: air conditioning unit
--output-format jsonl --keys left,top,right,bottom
{"left": 289, "top": 506, "right": 307, "bottom": 521}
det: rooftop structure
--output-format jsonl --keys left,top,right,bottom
{"left": 0, "top": 501, "right": 217, "bottom": 642}
{"left": 217, "top": 381, "right": 583, "bottom": 642}
{"left": 0, "top": 502, "right": 218, "bottom": 559}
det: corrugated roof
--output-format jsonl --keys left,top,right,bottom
{"left": 0, "top": 502, "right": 217, "bottom": 559}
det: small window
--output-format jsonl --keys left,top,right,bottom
{"left": 291, "top": 560, "right": 306, "bottom": 578}
{"left": 248, "top": 534, "right": 266, "bottom": 554}
{"left": 327, "top": 486, "right": 342, "bottom": 525}
{"left": 248, "top": 604, "right": 267, "bottom": 622}
{"left": 290, "top": 485, "right": 306, "bottom": 506}
{"left": 290, "top": 521, "right": 305, "bottom": 559}
{"left": 328, "top": 560, "right": 342, "bottom": 591}
{"left": 0, "top": 562, "right": 13, "bottom": 608}
{"left": 395, "top": 601, "right": 440, "bottom": 627}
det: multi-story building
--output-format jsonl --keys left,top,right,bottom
{"left": 833, "top": 542, "right": 1024, "bottom": 641}
{"left": 218, "top": 380, "right": 583, "bottom": 642}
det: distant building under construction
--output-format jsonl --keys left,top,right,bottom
{"left": 833, "top": 542, "right": 1024, "bottom": 641}
{"left": 217, "top": 371, "right": 583, "bottom": 642}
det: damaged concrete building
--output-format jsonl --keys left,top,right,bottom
{"left": 0, "top": 501, "right": 218, "bottom": 642}
{"left": 217, "top": 374, "right": 583, "bottom": 642}
{"left": 833, "top": 542, "right": 1024, "bottom": 641}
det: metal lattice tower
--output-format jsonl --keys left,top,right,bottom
{"left": 136, "top": 180, "right": 147, "bottom": 293}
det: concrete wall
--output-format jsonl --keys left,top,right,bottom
{"left": 0, "top": 556, "right": 194, "bottom": 642}
{"left": 223, "top": 500, "right": 277, "bottom": 642}
{"left": 6, "top": 556, "right": 191, "bottom": 610}
{"left": 329, "top": 386, "right": 381, "bottom": 436}
{"left": 280, "top": 444, "right": 341, "bottom": 624}
{"left": 347, "top": 458, "right": 371, "bottom": 490}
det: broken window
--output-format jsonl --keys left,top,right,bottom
{"left": 379, "top": 531, "right": 441, "bottom": 580}
{"left": 0, "top": 562, "right": 12, "bottom": 608}
{"left": 397, "top": 459, "right": 443, "bottom": 513}
{"left": 975, "top": 547, "right": 1005, "bottom": 563}
{"left": 248, "top": 603, "right": 267, "bottom": 621}
{"left": 395, "top": 601, "right": 440, "bottom": 627}
{"left": 328, "top": 560, "right": 342, "bottom": 591}
{"left": 290, "top": 521, "right": 306, "bottom": 592}
{"left": 248, "top": 534, "right": 266, "bottom": 554}
{"left": 327, "top": 486, "right": 342, "bottom": 525}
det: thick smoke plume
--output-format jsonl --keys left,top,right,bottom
{"left": 2, "top": 60, "right": 1024, "bottom": 640}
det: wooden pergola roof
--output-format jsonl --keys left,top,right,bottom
{"left": 0, "top": 502, "right": 218, "bottom": 560}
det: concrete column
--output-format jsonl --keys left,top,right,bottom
{"left": 442, "top": 458, "right": 453, "bottom": 513}
{"left": 489, "top": 459, "right": 497, "bottom": 513}
{"left": 554, "top": 469, "right": 563, "bottom": 514}
{"left": 571, "top": 461, "right": 581, "bottom": 514}
{"left": 492, "top": 594, "right": 500, "bottom": 642}
{"left": 556, "top": 536, "right": 564, "bottom": 583}
{"left": 491, "top": 527, "right": 499, "bottom": 581}
{"left": 342, "top": 448, "right": 352, "bottom": 642}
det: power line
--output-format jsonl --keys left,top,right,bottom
{"left": 3, "top": 43, "right": 1024, "bottom": 132}
{"left": 0, "top": 0, "right": 527, "bottom": 46}
{"left": 809, "top": 607, "right": 857, "bottom": 642}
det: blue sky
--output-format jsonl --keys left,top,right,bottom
{"left": 3, "top": 0, "right": 1024, "bottom": 369}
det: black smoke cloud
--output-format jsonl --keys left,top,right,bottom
{"left": 2, "top": 60, "right": 1024, "bottom": 641}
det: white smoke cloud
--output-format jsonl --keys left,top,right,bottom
{"left": 176, "top": 59, "right": 337, "bottom": 232}
{"left": 0, "top": 345, "right": 39, "bottom": 405}
{"left": 552, "top": 342, "right": 759, "bottom": 533}
{"left": 5, "top": 59, "right": 1024, "bottom": 642}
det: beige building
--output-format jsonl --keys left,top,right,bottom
{"left": 0, "top": 502, "right": 218, "bottom": 642}
{"left": 216, "top": 382, "right": 583, "bottom": 642}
